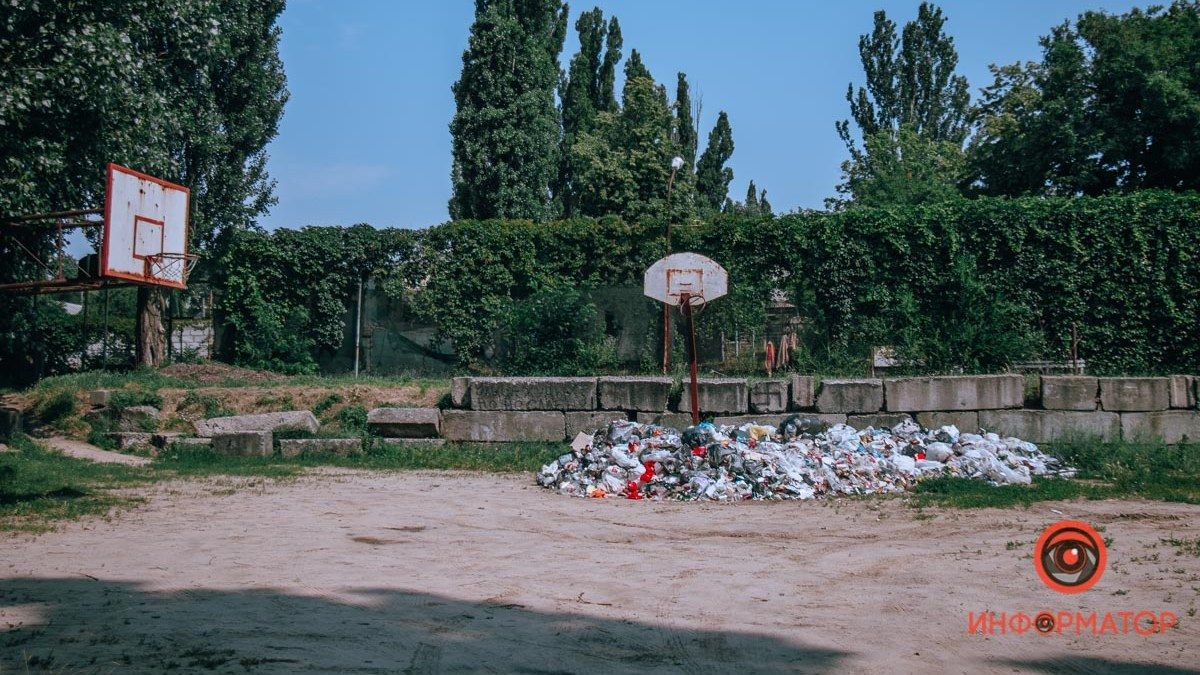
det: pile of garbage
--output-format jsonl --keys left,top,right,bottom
{"left": 537, "top": 416, "right": 1075, "bottom": 501}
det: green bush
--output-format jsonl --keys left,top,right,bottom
{"left": 499, "top": 280, "right": 617, "bottom": 375}
{"left": 336, "top": 404, "right": 367, "bottom": 434}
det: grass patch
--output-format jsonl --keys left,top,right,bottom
{"left": 0, "top": 437, "right": 151, "bottom": 533}
{"left": 1160, "top": 537, "right": 1200, "bottom": 557}
{"left": 911, "top": 476, "right": 1112, "bottom": 509}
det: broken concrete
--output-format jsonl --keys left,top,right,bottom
{"left": 151, "top": 432, "right": 183, "bottom": 448}
{"left": 470, "top": 377, "right": 597, "bottom": 411}
{"left": 195, "top": 411, "right": 319, "bottom": 438}
{"left": 117, "top": 406, "right": 160, "bottom": 432}
{"left": 1099, "top": 377, "right": 1170, "bottom": 412}
{"left": 1041, "top": 376, "right": 1098, "bottom": 411}
{"left": 451, "top": 377, "right": 471, "bottom": 409}
{"left": 366, "top": 408, "right": 440, "bottom": 438}
{"left": 978, "top": 410, "right": 1120, "bottom": 443}
{"left": 88, "top": 390, "right": 111, "bottom": 408}
{"left": 565, "top": 411, "right": 629, "bottom": 438}
{"left": 0, "top": 406, "right": 20, "bottom": 442}
{"left": 712, "top": 413, "right": 848, "bottom": 428}
{"left": 168, "top": 437, "right": 213, "bottom": 449}
{"left": 211, "top": 430, "right": 273, "bottom": 457}
{"left": 635, "top": 412, "right": 696, "bottom": 430}
{"left": 1169, "top": 375, "right": 1196, "bottom": 409}
{"left": 1120, "top": 411, "right": 1200, "bottom": 444}
{"left": 676, "top": 379, "right": 748, "bottom": 415}
{"left": 106, "top": 432, "right": 153, "bottom": 450}
{"left": 278, "top": 438, "right": 363, "bottom": 458}
{"left": 378, "top": 438, "right": 446, "bottom": 447}
{"left": 790, "top": 375, "right": 815, "bottom": 410}
{"left": 816, "top": 379, "right": 883, "bottom": 414}
{"left": 597, "top": 377, "right": 672, "bottom": 412}
{"left": 847, "top": 413, "right": 912, "bottom": 430}
{"left": 884, "top": 375, "right": 1023, "bottom": 412}
{"left": 750, "top": 380, "right": 789, "bottom": 414}
{"left": 914, "top": 411, "right": 979, "bottom": 433}
{"left": 441, "top": 410, "right": 565, "bottom": 442}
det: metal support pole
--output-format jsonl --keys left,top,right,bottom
{"left": 682, "top": 294, "right": 700, "bottom": 426}
{"left": 102, "top": 287, "right": 109, "bottom": 368}
{"left": 661, "top": 164, "right": 681, "bottom": 375}
{"left": 353, "top": 277, "right": 364, "bottom": 378}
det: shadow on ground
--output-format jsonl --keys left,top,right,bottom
{"left": 0, "top": 577, "right": 846, "bottom": 673}
{"left": 996, "top": 657, "right": 1200, "bottom": 675}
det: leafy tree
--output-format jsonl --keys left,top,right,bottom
{"left": 969, "top": 2, "right": 1200, "bottom": 195}
{"left": 0, "top": 0, "right": 287, "bottom": 367}
{"left": 695, "top": 111, "right": 735, "bottom": 213}
{"left": 449, "top": 0, "right": 568, "bottom": 221}
{"left": 744, "top": 181, "right": 759, "bottom": 213}
{"left": 839, "top": 125, "right": 966, "bottom": 206}
{"left": 758, "top": 188, "right": 773, "bottom": 215}
{"left": 834, "top": 3, "right": 970, "bottom": 207}
{"left": 673, "top": 73, "right": 698, "bottom": 169}
{"left": 597, "top": 15, "right": 622, "bottom": 113}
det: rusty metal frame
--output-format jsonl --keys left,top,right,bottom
{"left": 0, "top": 207, "right": 108, "bottom": 295}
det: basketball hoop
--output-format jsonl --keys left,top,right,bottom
{"left": 145, "top": 252, "right": 199, "bottom": 285}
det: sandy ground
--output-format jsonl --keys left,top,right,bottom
{"left": 42, "top": 437, "right": 152, "bottom": 467}
{"left": 2, "top": 471, "right": 1198, "bottom": 674}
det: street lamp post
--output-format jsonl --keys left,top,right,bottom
{"left": 662, "top": 156, "right": 684, "bottom": 374}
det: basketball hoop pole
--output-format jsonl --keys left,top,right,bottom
{"left": 661, "top": 158, "right": 682, "bottom": 375}
{"left": 681, "top": 292, "right": 700, "bottom": 426}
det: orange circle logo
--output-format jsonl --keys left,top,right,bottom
{"left": 1033, "top": 520, "right": 1106, "bottom": 594}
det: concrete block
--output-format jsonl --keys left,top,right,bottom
{"left": 712, "top": 413, "right": 847, "bottom": 429}
{"left": 816, "top": 379, "right": 883, "bottom": 414}
{"left": 597, "top": 377, "right": 672, "bottom": 411}
{"left": 847, "top": 413, "right": 912, "bottom": 430}
{"left": 635, "top": 412, "right": 696, "bottom": 430}
{"left": 884, "top": 375, "right": 1023, "bottom": 412}
{"left": 790, "top": 375, "right": 815, "bottom": 409}
{"left": 0, "top": 406, "right": 20, "bottom": 442}
{"left": 117, "top": 405, "right": 160, "bottom": 432}
{"left": 378, "top": 438, "right": 446, "bottom": 447}
{"left": 441, "top": 410, "right": 565, "bottom": 442}
{"left": 1041, "top": 376, "right": 1098, "bottom": 411}
{"left": 1121, "top": 411, "right": 1200, "bottom": 444}
{"left": 195, "top": 410, "right": 319, "bottom": 438}
{"left": 1169, "top": 375, "right": 1195, "bottom": 409}
{"left": 107, "top": 432, "right": 153, "bottom": 450}
{"left": 278, "top": 438, "right": 363, "bottom": 458}
{"left": 169, "top": 437, "right": 212, "bottom": 449}
{"left": 470, "top": 377, "right": 597, "bottom": 411}
{"left": 750, "top": 380, "right": 789, "bottom": 414}
{"left": 211, "top": 431, "right": 273, "bottom": 457}
{"left": 677, "top": 379, "right": 748, "bottom": 414}
{"left": 565, "top": 411, "right": 628, "bottom": 438}
{"left": 451, "top": 377, "right": 471, "bottom": 408}
{"left": 1099, "top": 377, "right": 1170, "bottom": 412}
{"left": 151, "top": 432, "right": 183, "bottom": 448}
{"left": 978, "top": 410, "right": 1120, "bottom": 443}
{"left": 366, "top": 407, "right": 440, "bottom": 438}
{"left": 88, "top": 390, "right": 111, "bottom": 407}
{"left": 914, "top": 411, "right": 979, "bottom": 433}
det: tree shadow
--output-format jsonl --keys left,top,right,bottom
{"left": 0, "top": 577, "right": 848, "bottom": 673}
{"left": 996, "top": 656, "right": 1200, "bottom": 675}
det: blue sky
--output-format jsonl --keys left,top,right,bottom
{"left": 262, "top": 0, "right": 1145, "bottom": 231}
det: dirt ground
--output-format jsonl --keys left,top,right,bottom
{"left": 2, "top": 471, "right": 1198, "bottom": 673}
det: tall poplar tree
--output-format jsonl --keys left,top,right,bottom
{"left": 695, "top": 111, "right": 735, "bottom": 213}
{"left": 449, "top": 0, "right": 568, "bottom": 221}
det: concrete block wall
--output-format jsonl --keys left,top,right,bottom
{"left": 401, "top": 374, "right": 1200, "bottom": 444}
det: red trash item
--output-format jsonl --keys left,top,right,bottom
{"left": 625, "top": 481, "right": 642, "bottom": 500}
{"left": 914, "top": 451, "right": 926, "bottom": 461}
{"left": 640, "top": 461, "right": 655, "bottom": 482}
{"left": 692, "top": 446, "right": 706, "bottom": 457}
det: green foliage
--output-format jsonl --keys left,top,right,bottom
{"left": 695, "top": 112, "right": 735, "bottom": 213}
{"left": 969, "top": 1, "right": 1200, "bottom": 195}
{"left": 449, "top": 0, "right": 568, "bottom": 220}
{"left": 834, "top": 2, "right": 970, "bottom": 207}
{"left": 0, "top": 299, "right": 90, "bottom": 386}
{"left": 500, "top": 280, "right": 616, "bottom": 375}
{"left": 34, "top": 391, "right": 77, "bottom": 426}
{"left": 336, "top": 405, "right": 368, "bottom": 435}
{"left": 178, "top": 391, "right": 232, "bottom": 419}
{"left": 311, "top": 393, "right": 344, "bottom": 417}
{"left": 109, "top": 389, "right": 164, "bottom": 410}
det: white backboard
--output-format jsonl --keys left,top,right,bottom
{"left": 644, "top": 252, "right": 728, "bottom": 306}
{"left": 102, "top": 163, "right": 190, "bottom": 288}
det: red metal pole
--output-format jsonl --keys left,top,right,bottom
{"left": 682, "top": 293, "right": 700, "bottom": 426}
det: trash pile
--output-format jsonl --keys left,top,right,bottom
{"left": 537, "top": 416, "right": 1075, "bottom": 501}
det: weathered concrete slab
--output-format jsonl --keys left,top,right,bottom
{"left": 117, "top": 405, "right": 160, "bottom": 432}
{"left": 978, "top": 410, "right": 1120, "bottom": 443}
{"left": 0, "top": 406, "right": 20, "bottom": 442}
{"left": 470, "top": 377, "right": 597, "bottom": 411}
{"left": 451, "top": 377, "right": 471, "bottom": 408}
{"left": 195, "top": 411, "right": 319, "bottom": 438}
{"left": 565, "top": 411, "right": 628, "bottom": 438}
{"left": 816, "top": 379, "right": 883, "bottom": 414}
{"left": 1041, "top": 376, "right": 1098, "bottom": 411}
{"left": 1120, "top": 411, "right": 1200, "bottom": 444}
{"left": 677, "top": 379, "right": 748, "bottom": 415}
{"left": 169, "top": 437, "right": 213, "bottom": 449}
{"left": 712, "top": 413, "right": 847, "bottom": 429}
{"left": 635, "top": 412, "right": 696, "bottom": 430}
{"left": 378, "top": 438, "right": 446, "bottom": 447}
{"left": 915, "top": 411, "right": 979, "bottom": 433}
{"left": 366, "top": 407, "right": 440, "bottom": 438}
{"left": 151, "top": 432, "right": 183, "bottom": 448}
{"left": 88, "top": 390, "right": 111, "bottom": 407}
{"left": 1099, "top": 377, "right": 1170, "bottom": 412}
{"left": 847, "top": 413, "right": 912, "bottom": 430}
{"left": 441, "top": 410, "right": 565, "bottom": 442}
{"left": 106, "top": 432, "right": 153, "bottom": 450}
{"left": 597, "top": 377, "right": 672, "bottom": 411}
{"left": 279, "top": 438, "right": 363, "bottom": 458}
{"left": 750, "top": 380, "right": 789, "bottom": 414}
{"left": 211, "top": 431, "right": 273, "bottom": 457}
{"left": 884, "top": 375, "right": 1023, "bottom": 412}
{"left": 790, "top": 375, "right": 815, "bottom": 410}
{"left": 1169, "top": 375, "right": 1195, "bottom": 409}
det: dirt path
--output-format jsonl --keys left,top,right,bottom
{"left": 41, "top": 436, "right": 151, "bottom": 466}
{"left": 2, "top": 471, "right": 1197, "bottom": 673}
